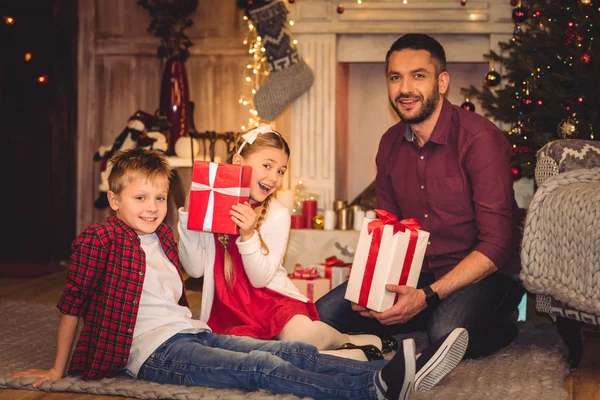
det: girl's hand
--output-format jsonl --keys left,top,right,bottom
{"left": 231, "top": 202, "right": 258, "bottom": 241}
{"left": 184, "top": 192, "right": 190, "bottom": 212}
{"left": 9, "top": 367, "right": 63, "bottom": 388}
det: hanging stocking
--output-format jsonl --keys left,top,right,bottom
{"left": 246, "top": 0, "right": 314, "bottom": 121}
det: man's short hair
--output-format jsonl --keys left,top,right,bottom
{"left": 385, "top": 34, "right": 447, "bottom": 75}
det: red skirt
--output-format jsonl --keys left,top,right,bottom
{"left": 207, "top": 234, "right": 319, "bottom": 340}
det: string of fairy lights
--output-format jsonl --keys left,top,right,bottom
{"left": 237, "top": 0, "right": 470, "bottom": 130}
{"left": 3, "top": 16, "right": 48, "bottom": 84}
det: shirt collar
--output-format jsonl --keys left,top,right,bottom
{"left": 107, "top": 215, "right": 170, "bottom": 242}
{"left": 403, "top": 97, "right": 453, "bottom": 146}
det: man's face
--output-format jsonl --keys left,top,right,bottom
{"left": 387, "top": 49, "right": 448, "bottom": 124}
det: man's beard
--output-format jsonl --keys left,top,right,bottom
{"left": 389, "top": 82, "right": 440, "bottom": 124}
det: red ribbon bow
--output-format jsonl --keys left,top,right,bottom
{"left": 323, "top": 256, "right": 347, "bottom": 267}
{"left": 358, "top": 209, "right": 421, "bottom": 307}
{"left": 290, "top": 264, "right": 320, "bottom": 280}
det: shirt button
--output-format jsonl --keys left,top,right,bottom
{"left": 420, "top": 185, "right": 425, "bottom": 190}
{"left": 424, "top": 213, "right": 429, "bottom": 218}
{"left": 127, "top": 328, "right": 133, "bottom": 334}
{"left": 139, "top": 271, "right": 144, "bottom": 276}
{"left": 428, "top": 241, "right": 431, "bottom": 245}
{"left": 133, "top": 300, "right": 138, "bottom": 305}
{"left": 420, "top": 155, "right": 425, "bottom": 160}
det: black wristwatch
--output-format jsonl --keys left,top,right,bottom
{"left": 422, "top": 285, "right": 441, "bottom": 308}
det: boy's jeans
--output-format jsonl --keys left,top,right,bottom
{"left": 138, "top": 331, "right": 386, "bottom": 399}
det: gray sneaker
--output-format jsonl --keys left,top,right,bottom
{"left": 414, "top": 328, "right": 469, "bottom": 392}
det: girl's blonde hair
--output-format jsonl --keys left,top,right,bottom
{"left": 218, "top": 127, "right": 290, "bottom": 286}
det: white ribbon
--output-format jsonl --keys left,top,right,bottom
{"left": 191, "top": 162, "right": 251, "bottom": 231}
{"left": 237, "top": 123, "right": 276, "bottom": 154}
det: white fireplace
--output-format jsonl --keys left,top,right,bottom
{"left": 286, "top": 0, "right": 514, "bottom": 209}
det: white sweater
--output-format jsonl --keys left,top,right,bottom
{"left": 178, "top": 197, "right": 308, "bottom": 323}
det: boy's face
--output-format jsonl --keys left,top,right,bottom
{"left": 234, "top": 146, "right": 288, "bottom": 204}
{"left": 107, "top": 173, "right": 169, "bottom": 235}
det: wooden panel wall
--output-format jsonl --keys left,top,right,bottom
{"left": 76, "top": 0, "right": 283, "bottom": 234}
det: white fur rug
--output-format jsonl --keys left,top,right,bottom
{"left": 0, "top": 301, "right": 568, "bottom": 399}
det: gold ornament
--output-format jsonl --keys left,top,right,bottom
{"left": 557, "top": 116, "right": 578, "bottom": 138}
{"left": 312, "top": 215, "right": 324, "bottom": 230}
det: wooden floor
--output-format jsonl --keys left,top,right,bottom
{"left": 0, "top": 269, "right": 599, "bottom": 400}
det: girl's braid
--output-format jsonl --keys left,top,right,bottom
{"left": 255, "top": 194, "right": 272, "bottom": 256}
{"left": 217, "top": 233, "right": 235, "bottom": 286}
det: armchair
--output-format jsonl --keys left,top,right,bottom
{"left": 520, "top": 139, "right": 600, "bottom": 368}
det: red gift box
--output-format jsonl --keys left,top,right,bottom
{"left": 187, "top": 161, "right": 252, "bottom": 235}
{"left": 289, "top": 264, "right": 330, "bottom": 302}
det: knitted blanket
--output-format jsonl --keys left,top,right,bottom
{"left": 520, "top": 168, "right": 600, "bottom": 316}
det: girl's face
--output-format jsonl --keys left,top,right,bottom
{"left": 234, "top": 146, "right": 288, "bottom": 204}
{"left": 107, "top": 174, "right": 169, "bottom": 235}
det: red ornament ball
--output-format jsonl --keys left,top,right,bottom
{"left": 510, "top": 0, "right": 518, "bottom": 5}
{"left": 337, "top": 6, "right": 344, "bottom": 13}
{"left": 520, "top": 94, "right": 535, "bottom": 112}
{"left": 580, "top": 52, "right": 592, "bottom": 64}
{"left": 461, "top": 0, "right": 467, "bottom": 6}
{"left": 512, "top": 7, "right": 529, "bottom": 23}
{"left": 288, "top": 0, "right": 295, "bottom": 3}
{"left": 511, "top": 166, "right": 522, "bottom": 180}
{"left": 461, "top": 100, "right": 476, "bottom": 112}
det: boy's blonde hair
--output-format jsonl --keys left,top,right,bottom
{"left": 108, "top": 148, "right": 172, "bottom": 194}
{"left": 218, "top": 127, "right": 290, "bottom": 286}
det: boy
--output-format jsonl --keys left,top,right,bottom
{"left": 11, "top": 148, "right": 416, "bottom": 400}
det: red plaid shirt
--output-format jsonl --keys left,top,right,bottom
{"left": 57, "top": 216, "right": 188, "bottom": 381}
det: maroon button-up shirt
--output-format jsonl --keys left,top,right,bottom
{"left": 57, "top": 216, "right": 187, "bottom": 381}
{"left": 375, "top": 98, "right": 521, "bottom": 278}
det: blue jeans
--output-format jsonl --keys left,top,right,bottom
{"left": 315, "top": 272, "right": 524, "bottom": 359}
{"left": 138, "top": 331, "right": 386, "bottom": 399}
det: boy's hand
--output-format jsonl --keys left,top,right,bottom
{"left": 231, "top": 202, "right": 258, "bottom": 241}
{"left": 9, "top": 367, "right": 63, "bottom": 388}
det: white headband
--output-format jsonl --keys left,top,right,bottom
{"left": 236, "top": 123, "right": 280, "bottom": 154}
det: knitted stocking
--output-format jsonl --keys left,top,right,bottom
{"left": 247, "top": 0, "right": 314, "bottom": 121}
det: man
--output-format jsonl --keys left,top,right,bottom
{"left": 316, "top": 34, "right": 524, "bottom": 392}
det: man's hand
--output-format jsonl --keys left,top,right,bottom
{"left": 9, "top": 367, "right": 63, "bottom": 388}
{"left": 351, "top": 302, "right": 376, "bottom": 318}
{"left": 231, "top": 202, "right": 258, "bottom": 241}
{"left": 370, "top": 285, "right": 427, "bottom": 325}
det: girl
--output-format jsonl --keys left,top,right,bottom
{"left": 178, "top": 124, "right": 396, "bottom": 361}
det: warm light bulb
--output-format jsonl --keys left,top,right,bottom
{"left": 4, "top": 16, "right": 14, "bottom": 25}
{"left": 293, "top": 39, "right": 298, "bottom": 45}
{"left": 289, "top": 20, "right": 295, "bottom": 26}
{"left": 24, "top": 53, "right": 32, "bottom": 61}
{"left": 37, "top": 75, "right": 47, "bottom": 83}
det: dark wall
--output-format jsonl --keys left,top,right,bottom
{"left": 0, "top": 0, "right": 77, "bottom": 263}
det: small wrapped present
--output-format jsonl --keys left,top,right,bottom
{"left": 345, "top": 209, "right": 429, "bottom": 312}
{"left": 289, "top": 264, "right": 331, "bottom": 303}
{"left": 187, "top": 161, "right": 252, "bottom": 235}
{"left": 314, "top": 256, "right": 351, "bottom": 290}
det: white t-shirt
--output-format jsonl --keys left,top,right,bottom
{"left": 125, "top": 232, "right": 209, "bottom": 376}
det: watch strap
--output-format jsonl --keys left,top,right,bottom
{"left": 422, "top": 285, "right": 441, "bottom": 308}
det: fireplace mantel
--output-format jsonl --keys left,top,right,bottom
{"left": 286, "top": 0, "right": 513, "bottom": 210}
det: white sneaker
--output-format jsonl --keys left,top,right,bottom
{"left": 414, "top": 328, "right": 469, "bottom": 392}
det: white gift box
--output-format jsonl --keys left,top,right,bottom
{"left": 315, "top": 264, "right": 351, "bottom": 290}
{"left": 344, "top": 214, "right": 430, "bottom": 312}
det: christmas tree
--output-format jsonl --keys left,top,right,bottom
{"left": 462, "top": 0, "right": 599, "bottom": 178}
